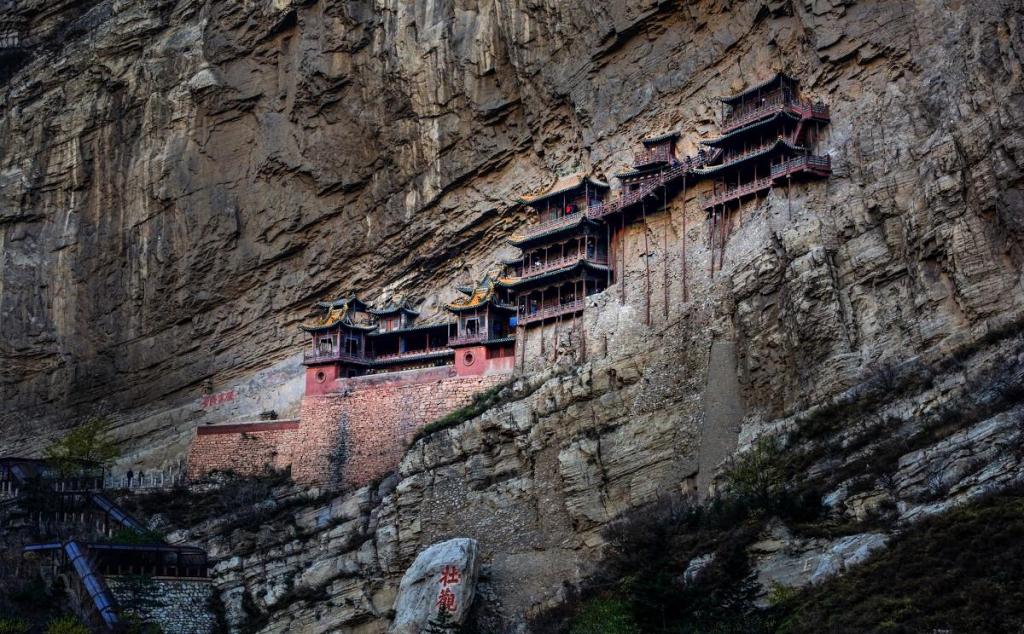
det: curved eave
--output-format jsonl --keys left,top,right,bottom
{"left": 641, "top": 131, "right": 680, "bottom": 146}
{"left": 701, "top": 111, "right": 801, "bottom": 148}
{"left": 368, "top": 307, "right": 420, "bottom": 317}
{"left": 614, "top": 166, "right": 662, "bottom": 179}
{"left": 516, "top": 178, "right": 610, "bottom": 206}
{"left": 499, "top": 260, "right": 611, "bottom": 288}
{"left": 300, "top": 323, "right": 340, "bottom": 333}
{"left": 507, "top": 218, "right": 601, "bottom": 248}
{"left": 367, "top": 323, "right": 450, "bottom": 337}
{"left": 691, "top": 140, "right": 805, "bottom": 177}
{"left": 719, "top": 73, "right": 798, "bottom": 105}
{"left": 317, "top": 296, "right": 369, "bottom": 310}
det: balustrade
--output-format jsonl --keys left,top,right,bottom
{"left": 519, "top": 299, "right": 585, "bottom": 324}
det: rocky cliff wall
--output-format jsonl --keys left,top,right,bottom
{"left": 3, "top": 0, "right": 1022, "bottom": 463}
{"left": 3, "top": 0, "right": 1024, "bottom": 630}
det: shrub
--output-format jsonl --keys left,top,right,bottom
{"left": 0, "top": 619, "right": 29, "bottom": 634}
{"left": 569, "top": 597, "right": 640, "bottom": 634}
{"left": 412, "top": 381, "right": 514, "bottom": 442}
{"left": 44, "top": 616, "right": 89, "bottom": 634}
{"left": 45, "top": 417, "right": 120, "bottom": 475}
{"left": 722, "top": 436, "right": 786, "bottom": 512}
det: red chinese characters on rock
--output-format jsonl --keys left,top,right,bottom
{"left": 200, "top": 390, "right": 236, "bottom": 408}
{"left": 435, "top": 587, "right": 457, "bottom": 613}
{"left": 435, "top": 564, "right": 462, "bottom": 613}
{"left": 439, "top": 565, "right": 461, "bottom": 586}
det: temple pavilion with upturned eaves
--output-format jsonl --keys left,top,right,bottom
{"left": 698, "top": 72, "right": 831, "bottom": 212}
{"left": 500, "top": 174, "right": 612, "bottom": 327}
{"left": 300, "top": 296, "right": 455, "bottom": 392}
{"left": 444, "top": 275, "right": 517, "bottom": 375}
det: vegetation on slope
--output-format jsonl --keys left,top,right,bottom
{"left": 545, "top": 486, "right": 1024, "bottom": 633}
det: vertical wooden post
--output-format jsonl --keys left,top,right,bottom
{"left": 606, "top": 223, "right": 612, "bottom": 288}
{"left": 681, "top": 175, "right": 688, "bottom": 303}
{"left": 662, "top": 177, "right": 669, "bottom": 320}
{"left": 642, "top": 202, "right": 651, "bottom": 326}
{"left": 620, "top": 212, "right": 626, "bottom": 304}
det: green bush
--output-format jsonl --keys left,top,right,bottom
{"left": 0, "top": 618, "right": 29, "bottom": 634}
{"left": 412, "top": 381, "right": 514, "bottom": 442}
{"left": 569, "top": 597, "right": 640, "bottom": 634}
{"left": 44, "top": 616, "right": 89, "bottom": 634}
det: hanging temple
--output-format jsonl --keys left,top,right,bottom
{"left": 187, "top": 72, "right": 832, "bottom": 488}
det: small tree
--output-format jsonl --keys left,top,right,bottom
{"left": 45, "top": 418, "right": 120, "bottom": 476}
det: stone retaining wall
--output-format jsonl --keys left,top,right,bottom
{"left": 291, "top": 369, "right": 509, "bottom": 486}
{"left": 187, "top": 368, "right": 509, "bottom": 487}
{"left": 186, "top": 420, "right": 301, "bottom": 480}
{"left": 107, "top": 576, "right": 216, "bottom": 634}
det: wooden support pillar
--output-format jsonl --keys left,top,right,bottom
{"left": 662, "top": 179, "right": 669, "bottom": 320}
{"left": 681, "top": 175, "right": 688, "bottom": 303}
{"left": 620, "top": 212, "right": 626, "bottom": 304}
{"left": 642, "top": 201, "right": 651, "bottom": 326}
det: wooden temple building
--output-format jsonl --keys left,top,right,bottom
{"left": 301, "top": 73, "right": 832, "bottom": 382}
{"left": 445, "top": 275, "right": 518, "bottom": 375}
{"left": 301, "top": 296, "right": 455, "bottom": 392}
{"left": 698, "top": 73, "right": 831, "bottom": 213}
{"left": 501, "top": 174, "right": 612, "bottom": 327}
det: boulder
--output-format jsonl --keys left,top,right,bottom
{"left": 390, "top": 538, "right": 480, "bottom": 633}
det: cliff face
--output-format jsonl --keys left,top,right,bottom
{"left": 2, "top": 0, "right": 1022, "bottom": 452}
{"left": 3, "top": 0, "right": 1024, "bottom": 629}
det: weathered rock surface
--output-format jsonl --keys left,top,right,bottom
{"left": 389, "top": 538, "right": 479, "bottom": 634}
{"left": 3, "top": 0, "right": 1024, "bottom": 631}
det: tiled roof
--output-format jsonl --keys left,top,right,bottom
{"left": 641, "top": 131, "right": 680, "bottom": 146}
{"left": 719, "top": 72, "right": 798, "bottom": 105}
{"left": 701, "top": 111, "right": 800, "bottom": 148}
{"left": 517, "top": 173, "right": 610, "bottom": 205}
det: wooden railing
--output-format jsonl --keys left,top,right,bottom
{"left": 722, "top": 95, "right": 830, "bottom": 133}
{"left": 448, "top": 333, "right": 487, "bottom": 347}
{"left": 701, "top": 176, "right": 773, "bottom": 209}
{"left": 519, "top": 299, "right": 585, "bottom": 324}
{"left": 512, "top": 211, "right": 585, "bottom": 242}
{"left": 633, "top": 145, "right": 673, "bottom": 168}
{"left": 587, "top": 161, "right": 691, "bottom": 220}
{"left": 303, "top": 350, "right": 367, "bottom": 364}
{"left": 373, "top": 348, "right": 452, "bottom": 362}
{"left": 519, "top": 254, "right": 608, "bottom": 280}
{"left": 712, "top": 135, "right": 794, "bottom": 169}
{"left": 770, "top": 154, "right": 831, "bottom": 178}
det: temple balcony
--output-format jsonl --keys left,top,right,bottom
{"left": 303, "top": 350, "right": 368, "bottom": 364}
{"left": 372, "top": 349, "right": 453, "bottom": 364}
{"left": 723, "top": 95, "right": 830, "bottom": 134}
{"left": 513, "top": 210, "right": 586, "bottom": 243}
{"left": 587, "top": 161, "right": 691, "bottom": 220}
{"left": 770, "top": 154, "right": 832, "bottom": 179}
{"left": 448, "top": 333, "right": 487, "bottom": 346}
{"left": 519, "top": 298, "right": 585, "bottom": 325}
{"left": 701, "top": 176, "right": 773, "bottom": 210}
{"left": 519, "top": 254, "right": 609, "bottom": 281}
{"left": 632, "top": 144, "right": 673, "bottom": 169}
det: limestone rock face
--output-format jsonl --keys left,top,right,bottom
{"left": 389, "top": 538, "right": 480, "bottom": 634}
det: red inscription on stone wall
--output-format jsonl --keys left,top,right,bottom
{"left": 200, "top": 390, "right": 236, "bottom": 408}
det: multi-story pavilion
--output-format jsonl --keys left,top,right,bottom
{"left": 445, "top": 275, "right": 517, "bottom": 375}
{"left": 502, "top": 175, "right": 612, "bottom": 327}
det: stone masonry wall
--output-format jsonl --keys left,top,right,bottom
{"left": 292, "top": 369, "right": 509, "bottom": 487}
{"left": 186, "top": 420, "right": 301, "bottom": 480}
{"left": 107, "top": 576, "right": 216, "bottom": 634}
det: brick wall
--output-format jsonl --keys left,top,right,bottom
{"left": 186, "top": 368, "right": 509, "bottom": 487}
{"left": 186, "top": 420, "right": 300, "bottom": 480}
{"left": 291, "top": 368, "right": 509, "bottom": 487}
